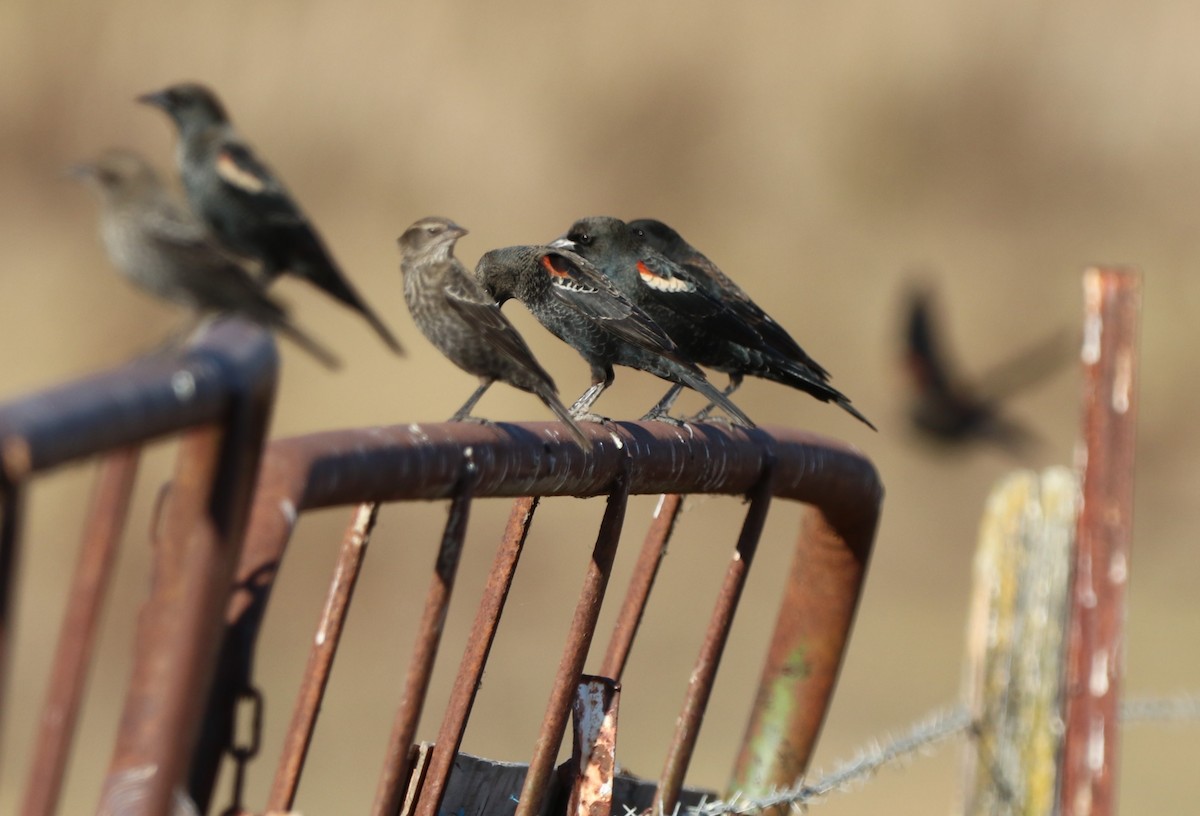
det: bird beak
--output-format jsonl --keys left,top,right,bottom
{"left": 447, "top": 223, "right": 468, "bottom": 239}
{"left": 136, "top": 89, "right": 171, "bottom": 110}
{"left": 548, "top": 237, "right": 575, "bottom": 251}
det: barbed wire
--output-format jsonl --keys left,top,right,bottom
{"left": 688, "top": 706, "right": 972, "bottom": 816}
{"left": 1122, "top": 693, "right": 1200, "bottom": 725}
{"left": 678, "top": 692, "right": 1200, "bottom": 816}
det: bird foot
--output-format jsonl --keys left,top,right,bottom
{"left": 451, "top": 415, "right": 497, "bottom": 428}
{"left": 572, "top": 411, "right": 615, "bottom": 425}
{"left": 693, "top": 414, "right": 737, "bottom": 430}
{"left": 640, "top": 411, "right": 691, "bottom": 429}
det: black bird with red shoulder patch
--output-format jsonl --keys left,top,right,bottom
{"left": 630, "top": 218, "right": 830, "bottom": 378}
{"left": 138, "top": 82, "right": 403, "bottom": 354}
{"left": 554, "top": 216, "right": 874, "bottom": 429}
{"left": 475, "top": 244, "right": 755, "bottom": 427}
{"left": 398, "top": 217, "right": 589, "bottom": 449}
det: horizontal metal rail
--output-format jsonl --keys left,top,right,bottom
{"left": 202, "top": 418, "right": 882, "bottom": 814}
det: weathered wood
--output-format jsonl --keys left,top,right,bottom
{"left": 962, "top": 467, "right": 1078, "bottom": 815}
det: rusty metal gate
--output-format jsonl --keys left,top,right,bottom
{"left": 1, "top": 320, "right": 883, "bottom": 816}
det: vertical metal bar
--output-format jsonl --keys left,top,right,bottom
{"left": 101, "top": 334, "right": 274, "bottom": 816}
{"left": 724, "top": 484, "right": 888, "bottom": 796}
{"left": 599, "top": 492, "right": 683, "bottom": 682}
{"left": 656, "top": 466, "right": 775, "bottom": 814}
{"left": 0, "top": 477, "right": 24, "bottom": 781}
{"left": 515, "top": 473, "right": 630, "bottom": 816}
{"left": 267, "top": 502, "right": 378, "bottom": 811}
{"left": 413, "top": 496, "right": 540, "bottom": 816}
{"left": 22, "top": 448, "right": 141, "bottom": 816}
{"left": 372, "top": 477, "right": 476, "bottom": 816}
{"left": 99, "top": 426, "right": 230, "bottom": 815}
{"left": 567, "top": 676, "right": 620, "bottom": 816}
{"left": 729, "top": 499, "right": 881, "bottom": 795}
{"left": 1059, "top": 267, "right": 1140, "bottom": 816}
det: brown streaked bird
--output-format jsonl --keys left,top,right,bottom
{"left": 138, "top": 81, "right": 403, "bottom": 354}
{"left": 398, "top": 216, "right": 589, "bottom": 449}
{"left": 72, "top": 149, "right": 341, "bottom": 368}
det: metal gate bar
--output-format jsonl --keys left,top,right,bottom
{"left": 201, "top": 421, "right": 880, "bottom": 812}
{"left": 0, "top": 320, "right": 279, "bottom": 815}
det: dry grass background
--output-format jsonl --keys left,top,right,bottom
{"left": 2, "top": 2, "right": 1198, "bottom": 813}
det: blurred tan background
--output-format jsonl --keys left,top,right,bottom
{"left": 2, "top": 2, "right": 1198, "bottom": 813}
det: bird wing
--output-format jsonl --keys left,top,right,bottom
{"left": 904, "top": 287, "right": 957, "bottom": 398}
{"left": 443, "top": 268, "right": 554, "bottom": 385}
{"left": 141, "top": 200, "right": 285, "bottom": 317}
{"left": 634, "top": 254, "right": 765, "bottom": 347}
{"left": 540, "top": 252, "right": 688, "bottom": 359}
{"left": 213, "top": 142, "right": 305, "bottom": 226}
{"left": 679, "top": 257, "right": 820, "bottom": 369}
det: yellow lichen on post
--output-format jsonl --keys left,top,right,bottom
{"left": 962, "top": 467, "right": 1078, "bottom": 815}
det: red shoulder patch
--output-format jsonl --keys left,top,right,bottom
{"left": 541, "top": 255, "right": 571, "bottom": 278}
{"left": 637, "top": 260, "right": 692, "bottom": 293}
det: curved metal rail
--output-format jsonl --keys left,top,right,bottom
{"left": 201, "top": 418, "right": 882, "bottom": 815}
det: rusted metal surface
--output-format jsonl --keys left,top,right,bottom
{"left": 22, "top": 448, "right": 141, "bottom": 816}
{"left": 1060, "top": 267, "right": 1140, "bottom": 816}
{"left": 415, "top": 496, "right": 541, "bottom": 816}
{"left": 208, "top": 420, "right": 879, "bottom": 813}
{"left": 95, "top": 323, "right": 278, "bottom": 816}
{"left": 568, "top": 676, "right": 620, "bottom": 816}
{"left": 372, "top": 468, "right": 476, "bottom": 816}
{"left": 730, "top": 498, "right": 881, "bottom": 795}
{"left": 516, "top": 470, "right": 630, "bottom": 816}
{"left": 0, "top": 480, "right": 24, "bottom": 768}
{"left": 656, "top": 465, "right": 776, "bottom": 814}
{"left": 599, "top": 492, "right": 684, "bottom": 682}
{"left": 0, "top": 322, "right": 271, "bottom": 481}
{"left": 0, "top": 319, "right": 277, "bottom": 753}
{"left": 269, "top": 502, "right": 378, "bottom": 811}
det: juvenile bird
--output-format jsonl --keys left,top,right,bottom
{"left": 138, "top": 82, "right": 403, "bottom": 354}
{"left": 72, "top": 149, "right": 340, "bottom": 368}
{"left": 475, "top": 244, "right": 755, "bottom": 427}
{"left": 398, "top": 217, "right": 589, "bottom": 449}
{"left": 555, "top": 216, "right": 874, "bottom": 429}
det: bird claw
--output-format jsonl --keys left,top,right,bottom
{"left": 694, "top": 414, "right": 736, "bottom": 430}
{"left": 452, "top": 415, "right": 497, "bottom": 428}
{"left": 572, "top": 411, "right": 615, "bottom": 426}
{"left": 640, "top": 411, "right": 690, "bottom": 429}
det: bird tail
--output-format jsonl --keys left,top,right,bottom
{"left": 832, "top": 395, "right": 876, "bottom": 431}
{"left": 677, "top": 367, "right": 756, "bottom": 429}
{"left": 540, "top": 388, "right": 591, "bottom": 451}
{"left": 293, "top": 254, "right": 405, "bottom": 355}
{"left": 354, "top": 297, "right": 406, "bottom": 356}
{"left": 275, "top": 319, "right": 343, "bottom": 371}
{"left": 767, "top": 356, "right": 877, "bottom": 431}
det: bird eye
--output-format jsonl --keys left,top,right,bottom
{"left": 426, "top": 225, "right": 439, "bottom": 235}
{"left": 576, "top": 233, "right": 593, "bottom": 247}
